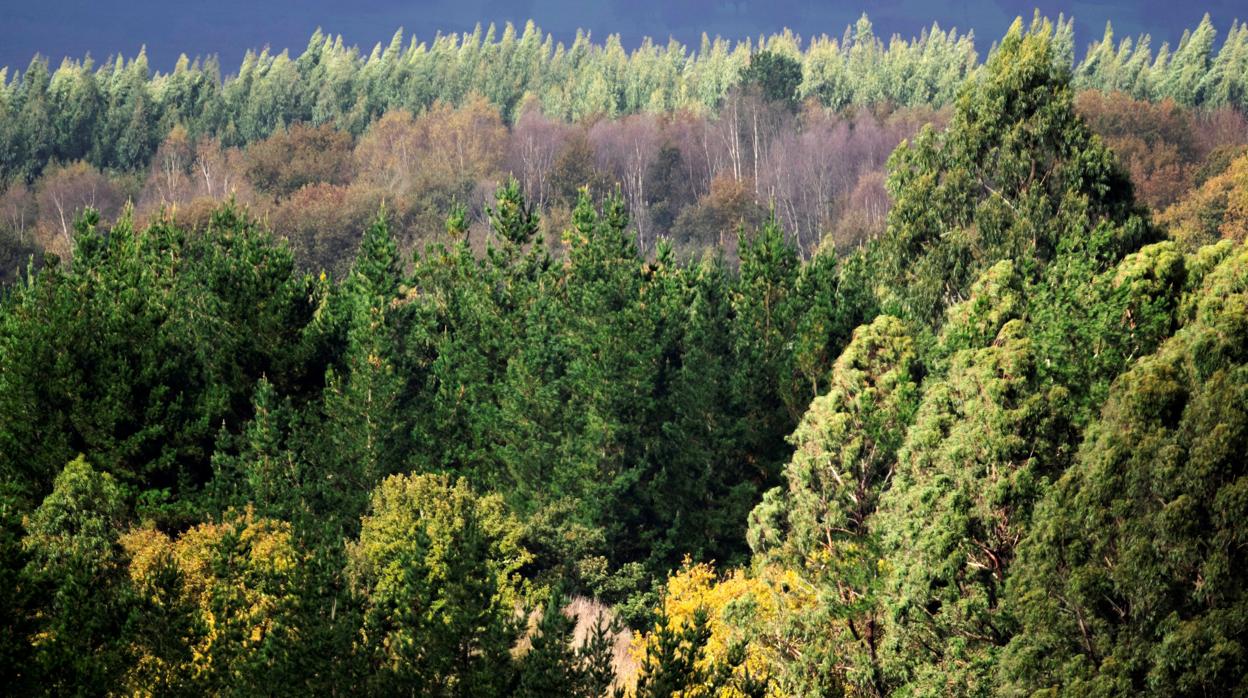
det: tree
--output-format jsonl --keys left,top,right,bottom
{"left": 1003, "top": 244, "right": 1248, "bottom": 695}
{"left": 347, "top": 473, "right": 524, "bottom": 696}
{"left": 34, "top": 161, "right": 123, "bottom": 256}
{"left": 740, "top": 50, "right": 802, "bottom": 111}
{"left": 141, "top": 123, "right": 196, "bottom": 209}
{"left": 243, "top": 122, "right": 354, "bottom": 198}
{"left": 0, "top": 483, "right": 36, "bottom": 693}
{"left": 588, "top": 114, "right": 662, "bottom": 249}
{"left": 1159, "top": 14, "right": 1217, "bottom": 106}
{"left": 672, "top": 175, "right": 766, "bottom": 257}
{"left": 748, "top": 315, "right": 919, "bottom": 696}
{"left": 1075, "top": 90, "right": 1202, "bottom": 210}
{"left": 873, "top": 262, "right": 1074, "bottom": 694}
{"left": 120, "top": 508, "right": 308, "bottom": 694}
{"left": 515, "top": 587, "right": 617, "bottom": 698}
{"left": 549, "top": 130, "right": 609, "bottom": 208}
{"left": 730, "top": 214, "right": 802, "bottom": 483}
{"left": 0, "top": 182, "right": 39, "bottom": 285}
{"left": 0, "top": 204, "right": 319, "bottom": 500}
{"left": 631, "top": 560, "right": 809, "bottom": 697}
{"left": 508, "top": 100, "right": 572, "bottom": 209}
{"left": 353, "top": 98, "right": 507, "bottom": 200}
{"left": 641, "top": 250, "right": 753, "bottom": 574}
{"left": 878, "top": 17, "right": 1152, "bottom": 328}
{"left": 1159, "top": 149, "right": 1248, "bottom": 248}
{"left": 314, "top": 210, "right": 407, "bottom": 524}
{"left": 643, "top": 143, "right": 695, "bottom": 234}
{"left": 270, "top": 181, "right": 385, "bottom": 276}
{"left": 21, "top": 456, "right": 132, "bottom": 693}
{"left": 516, "top": 587, "right": 582, "bottom": 697}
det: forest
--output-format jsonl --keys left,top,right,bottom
{"left": 1, "top": 10, "right": 1247, "bottom": 697}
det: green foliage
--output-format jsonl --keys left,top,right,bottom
{"left": 1029, "top": 240, "right": 1187, "bottom": 422}
{"left": 0, "top": 204, "right": 320, "bottom": 502}
{"left": 740, "top": 50, "right": 803, "bottom": 110}
{"left": 730, "top": 214, "right": 804, "bottom": 479}
{"left": 8, "top": 12, "right": 1242, "bottom": 186}
{"left": 875, "top": 271, "right": 1074, "bottom": 693}
{"left": 1, "top": 14, "right": 1247, "bottom": 695}
{"left": 1003, "top": 245, "right": 1248, "bottom": 695}
{"left": 0, "top": 483, "right": 35, "bottom": 692}
{"left": 515, "top": 587, "right": 617, "bottom": 698}
{"left": 748, "top": 314, "right": 919, "bottom": 696}
{"left": 347, "top": 473, "right": 524, "bottom": 696}
{"left": 750, "top": 315, "right": 919, "bottom": 562}
{"left": 879, "top": 17, "right": 1152, "bottom": 328}
{"left": 21, "top": 456, "right": 133, "bottom": 693}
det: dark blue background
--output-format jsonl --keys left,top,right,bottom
{"left": 0, "top": 0, "right": 1242, "bottom": 75}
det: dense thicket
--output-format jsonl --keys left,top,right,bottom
{"left": 2, "top": 13, "right": 1247, "bottom": 697}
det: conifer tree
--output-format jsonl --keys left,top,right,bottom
{"left": 1003, "top": 245, "right": 1248, "bottom": 695}
{"left": 748, "top": 315, "right": 919, "bottom": 696}
{"left": 879, "top": 17, "right": 1152, "bottom": 329}
{"left": 348, "top": 473, "right": 523, "bottom": 696}
{"left": 731, "top": 213, "right": 803, "bottom": 484}
{"left": 21, "top": 457, "right": 132, "bottom": 692}
{"left": 874, "top": 262, "right": 1074, "bottom": 694}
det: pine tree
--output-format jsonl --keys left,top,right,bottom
{"left": 731, "top": 213, "right": 803, "bottom": 486}
{"left": 347, "top": 473, "right": 522, "bottom": 696}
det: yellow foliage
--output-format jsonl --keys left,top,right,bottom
{"left": 354, "top": 95, "right": 508, "bottom": 195}
{"left": 119, "top": 524, "right": 174, "bottom": 583}
{"left": 632, "top": 560, "right": 816, "bottom": 697}
{"left": 118, "top": 508, "right": 300, "bottom": 693}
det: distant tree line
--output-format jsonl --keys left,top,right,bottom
{"left": 3, "top": 77, "right": 1245, "bottom": 287}
{"left": 2, "top": 12, "right": 1247, "bottom": 187}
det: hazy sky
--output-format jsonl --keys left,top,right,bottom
{"left": 0, "top": 0, "right": 1243, "bottom": 75}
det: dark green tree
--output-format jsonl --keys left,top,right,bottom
{"left": 878, "top": 17, "right": 1153, "bottom": 329}
{"left": 1003, "top": 245, "right": 1248, "bottom": 696}
{"left": 730, "top": 214, "right": 803, "bottom": 487}
{"left": 740, "top": 50, "right": 803, "bottom": 110}
{"left": 515, "top": 587, "right": 618, "bottom": 698}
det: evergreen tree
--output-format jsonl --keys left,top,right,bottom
{"left": 879, "top": 17, "right": 1152, "bottom": 329}
{"left": 21, "top": 457, "right": 132, "bottom": 693}
{"left": 874, "top": 262, "right": 1075, "bottom": 694}
{"left": 347, "top": 473, "right": 523, "bottom": 696}
{"left": 515, "top": 587, "right": 582, "bottom": 697}
{"left": 1003, "top": 245, "right": 1248, "bottom": 695}
{"left": 740, "top": 50, "right": 803, "bottom": 110}
{"left": 0, "top": 483, "right": 35, "bottom": 693}
{"left": 515, "top": 587, "right": 616, "bottom": 698}
{"left": 748, "top": 315, "right": 919, "bottom": 696}
{"left": 731, "top": 214, "right": 803, "bottom": 487}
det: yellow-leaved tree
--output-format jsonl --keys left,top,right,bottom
{"left": 630, "top": 559, "right": 815, "bottom": 697}
{"left": 119, "top": 508, "right": 303, "bottom": 695}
